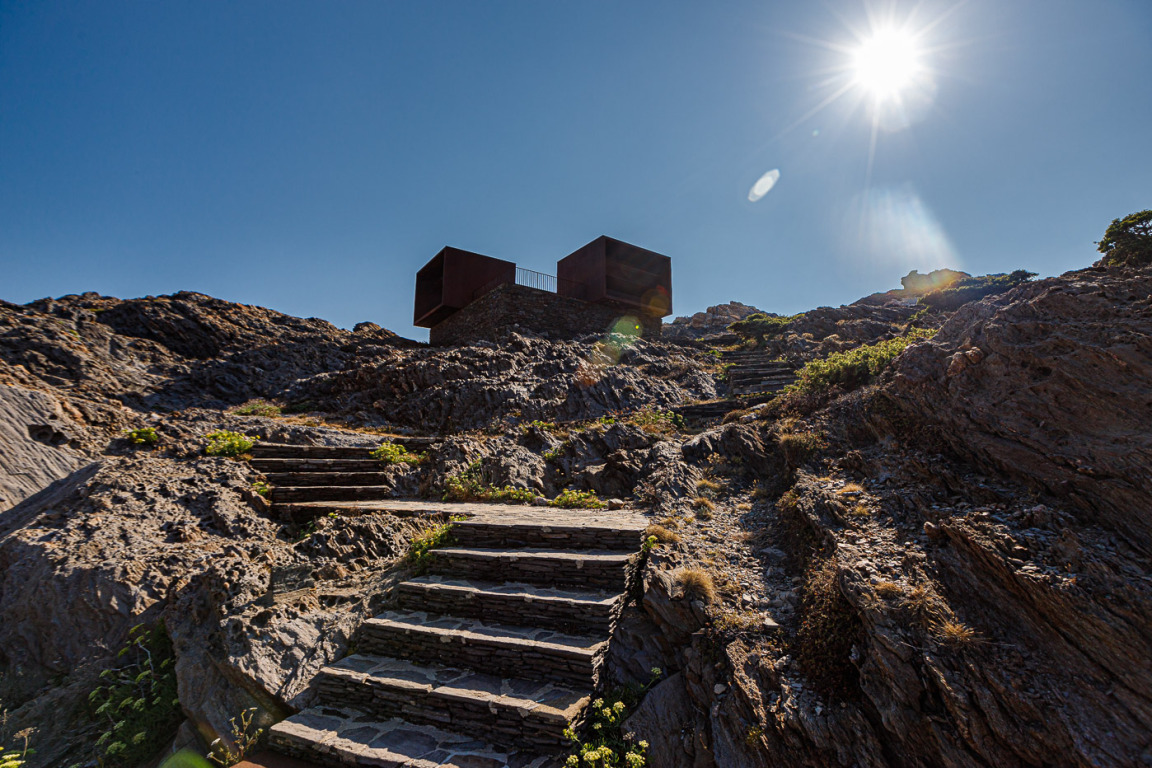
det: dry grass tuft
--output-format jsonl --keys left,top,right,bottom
{"left": 936, "top": 620, "right": 978, "bottom": 644}
{"left": 676, "top": 568, "right": 717, "bottom": 604}
{"left": 837, "top": 483, "right": 866, "bottom": 495}
{"left": 776, "top": 489, "right": 800, "bottom": 512}
{"left": 692, "top": 496, "right": 716, "bottom": 519}
{"left": 850, "top": 503, "right": 871, "bottom": 517}
{"left": 645, "top": 524, "right": 681, "bottom": 544}
{"left": 736, "top": 502, "right": 752, "bottom": 512}
{"left": 874, "top": 581, "right": 904, "bottom": 598}
{"left": 696, "top": 478, "right": 724, "bottom": 496}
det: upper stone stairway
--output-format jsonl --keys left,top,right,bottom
{"left": 251, "top": 440, "right": 438, "bottom": 507}
{"left": 267, "top": 502, "right": 648, "bottom": 767}
{"left": 673, "top": 348, "right": 797, "bottom": 425}
{"left": 721, "top": 349, "right": 796, "bottom": 397}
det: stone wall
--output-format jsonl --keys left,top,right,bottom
{"left": 429, "top": 283, "right": 662, "bottom": 346}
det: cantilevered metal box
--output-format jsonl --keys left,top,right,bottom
{"left": 556, "top": 236, "right": 672, "bottom": 318}
{"left": 413, "top": 247, "right": 515, "bottom": 328}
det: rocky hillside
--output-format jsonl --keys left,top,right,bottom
{"left": 1, "top": 262, "right": 1149, "bottom": 768}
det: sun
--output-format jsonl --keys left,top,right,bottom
{"left": 852, "top": 28, "right": 922, "bottom": 100}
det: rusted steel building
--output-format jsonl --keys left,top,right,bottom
{"left": 413, "top": 237, "right": 672, "bottom": 346}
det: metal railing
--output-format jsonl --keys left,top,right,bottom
{"left": 471, "top": 267, "right": 587, "bottom": 301}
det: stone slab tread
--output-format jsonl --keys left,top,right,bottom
{"left": 269, "top": 706, "right": 556, "bottom": 767}
{"left": 317, "top": 652, "right": 590, "bottom": 723}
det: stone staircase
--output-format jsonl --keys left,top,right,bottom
{"left": 251, "top": 440, "right": 438, "bottom": 508}
{"left": 721, "top": 349, "right": 796, "bottom": 397}
{"left": 267, "top": 503, "right": 648, "bottom": 767}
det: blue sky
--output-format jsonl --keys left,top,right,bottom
{"left": 2, "top": 1, "right": 1149, "bottom": 337}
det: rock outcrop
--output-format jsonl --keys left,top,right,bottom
{"left": 1, "top": 262, "right": 1149, "bottom": 768}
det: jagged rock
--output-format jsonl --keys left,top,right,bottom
{"left": 0, "top": 384, "right": 89, "bottom": 511}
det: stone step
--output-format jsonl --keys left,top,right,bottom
{"left": 269, "top": 705, "right": 556, "bottom": 767}
{"left": 429, "top": 547, "right": 635, "bottom": 591}
{"left": 392, "top": 576, "right": 621, "bottom": 636}
{"left": 358, "top": 609, "right": 606, "bottom": 689}
{"left": 452, "top": 517, "right": 644, "bottom": 552}
{"left": 251, "top": 458, "right": 387, "bottom": 473}
{"left": 251, "top": 440, "right": 437, "bottom": 460}
{"left": 269, "top": 485, "right": 395, "bottom": 503}
{"left": 264, "top": 472, "right": 395, "bottom": 487}
{"left": 313, "top": 654, "right": 588, "bottom": 752}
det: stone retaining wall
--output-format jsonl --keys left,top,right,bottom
{"left": 429, "top": 283, "right": 662, "bottom": 345}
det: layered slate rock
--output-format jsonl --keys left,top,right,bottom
{"left": 269, "top": 502, "right": 647, "bottom": 766}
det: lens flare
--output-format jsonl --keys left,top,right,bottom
{"left": 748, "top": 169, "right": 781, "bottom": 202}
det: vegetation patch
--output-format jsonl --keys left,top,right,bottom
{"left": 208, "top": 708, "right": 264, "bottom": 767}
{"left": 550, "top": 489, "right": 607, "bottom": 509}
{"left": 727, "top": 313, "right": 796, "bottom": 346}
{"left": 563, "top": 669, "right": 662, "bottom": 767}
{"left": 123, "top": 427, "right": 159, "bottom": 446}
{"left": 786, "top": 328, "right": 936, "bottom": 398}
{"left": 626, "top": 408, "right": 685, "bottom": 436}
{"left": 406, "top": 520, "right": 458, "bottom": 574}
{"left": 918, "top": 270, "right": 1036, "bottom": 312}
{"left": 1096, "top": 209, "right": 1152, "bottom": 267}
{"left": 795, "top": 557, "right": 862, "bottom": 699}
{"left": 675, "top": 568, "right": 717, "bottom": 604}
{"left": 87, "top": 624, "right": 182, "bottom": 768}
{"left": 442, "top": 466, "right": 537, "bottom": 505}
{"left": 644, "top": 524, "right": 681, "bottom": 544}
{"left": 205, "top": 431, "right": 256, "bottom": 457}
{"left": 230, "top": 399, "right": 281, "bottom": 418}
{"left": 369, "top": 441, "right": 425, "bottom": 464}
{"left": 778, "top": 431, "right": 822, "bottom": 468}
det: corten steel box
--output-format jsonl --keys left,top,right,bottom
{"left": 556, "top": 236, "right": 673, "bottom": 318}
{"left": 414, "top": 247, "right": 516, "bottom": 328}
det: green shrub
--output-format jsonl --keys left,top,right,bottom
{"left": 1097, "top": 209, "right": 1152, "bottom": 267}
{"left": 787, "top": 328, "right": 936, "bottom": 397}
{"left": 205, "top": 431, "right": 256, "bottom": 457}
{"left": 208, "top": 708, "right": 263, "bottom": 767}
{"left": 230, "top": 400, "right": 281, "bottom": 418}
{"left": 563, "top": 669, "right": 662, "bottom": 767}
{"left": 369, "top": 442, "right": 424, "bottom": 464}
{"left": 442, "top": 463, "right": 538, "bottom": 504}
{"left": 728, "top": 313, "right": 796, "bottom": 345}
{"left": 626, "top": 408, "right": 684, "bottom": 436}
{"left": 123, "top": 427, "right": 159, "bottom": 445}
{"left": 917, "top": 271, "right": 1035, "bottom": 312}
{"left": 88, "top": 624, "right": 182, "bottom": 768}
{"left": 521, "top": 420, "right": 558, "bottom": 433}
{"left": 550, "top": 489, "right": 607, "bottom": 509}
{"left": 406, "top": 521, "right": 457, "bottom": 573}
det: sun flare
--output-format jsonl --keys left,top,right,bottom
{"left": 852, "top": 28, "right": 921, "bottom": 100}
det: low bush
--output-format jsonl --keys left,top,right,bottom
{"left": 786, "top": 328, "right": 936, "bottom": 398}
{"left": 123, "top": 427, "right": 159, "bottom": 446}
{"left": 644, "top": 524, "right": 681, "bottom": 544}
{"left": 563, "top": 669, "right": 661, "bottom": 767}
{"left": 918, "top": 270, "right": 1035, "bottom": 312}
{"left": 728, "top": 313, "right": 795, "bottom": 345}
{"left": 208, "top": 708, "right": 263, "bottom": 767}
{"left": 550, "top": 489, "right": 607, "bottom": 509}
{"left": 778, "top": 431, "right": 822, "bottom": 467}
{"left": 442, "top": 464, "right": 537, "bottom": 504}
{"left": 406, "top": 521, "right": 457, "bottom": 574}
{"left": 369, "top": 442, "right": 424, "bottom": 464}
{"left": 205, "top": 431, "right": 256, "bottom": 457}
{"left": 676, "top": 568, "right": 717, "bottom": 604}
{"left": 795, "top": 557, "right": 862, "bottom": 698}
{"left": 88, "top": 624, "right": 182, "bottom": 768}
{"left": 626, "top": 408, "right": 685, "bottom": 436}
{"left": 230, "top": 400, "right": 281, "bottom": 418}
